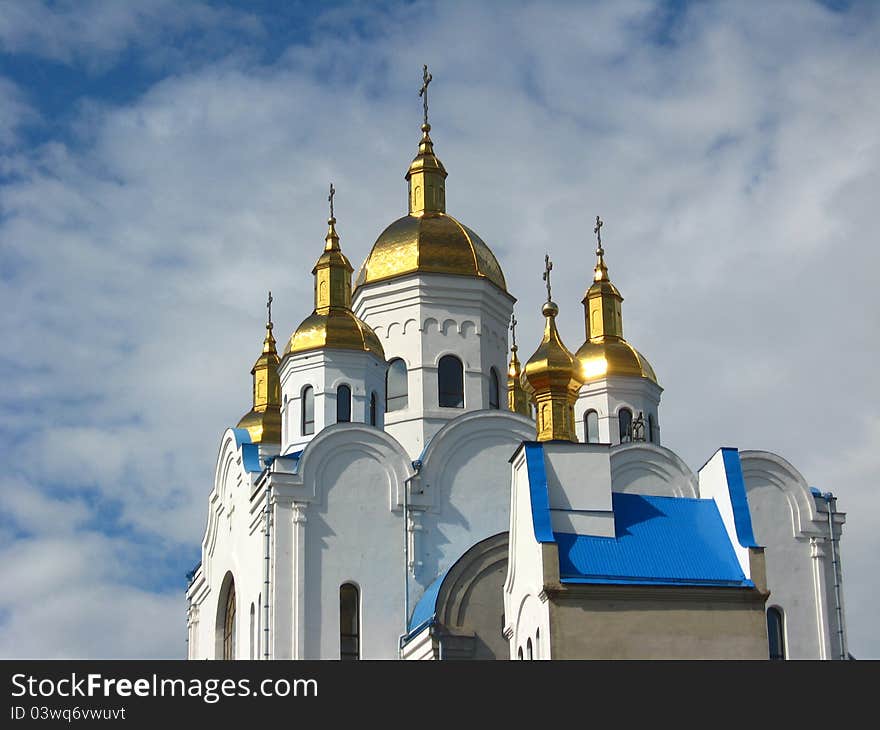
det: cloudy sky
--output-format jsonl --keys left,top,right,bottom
{"left": 0, "top": 0, "right": 877, "bottom": 658}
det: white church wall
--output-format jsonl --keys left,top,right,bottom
{"left": 542, "top": 441, "right": 615, "bottom": 538}
{"left": 353, "top": 272, "right": 514, "bottom": 458}
{"left": 739, "top": 450, "right": 847, "bottom": 660}
{"left": 575, "top": 376, "right": 662, "bottom": 445}
{"left": 503, "top": 445, "right": 553, "bottom": 660}
{"left": 413, "top": 411, "right": 534, "bottom": 602}
{"left": 188, "top": 429, "right": 270, "bottom": 660}
{"left": 610, "top": 442, "right": 699, "bottom": 498}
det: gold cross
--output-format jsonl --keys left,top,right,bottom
{"left": 419, "top": 64, "right": 432, "bottom": 127}
{"left": 328, "top": 182, "right": 335, "bottom": 220}
{"left": 510, "top": 313, "right": 518, "bottom": 349}
{"left": 594, "top": 215, "right": 603, "bottom": 252}
{"left": 543, "top": 253, "right": 553, "bottom": 302}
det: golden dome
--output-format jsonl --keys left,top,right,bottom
{"left": 284, "top": 200, "right": 385, "bottom": 360}
{"left": 575, "top": 338, "right": 658, "bottom": 384}
{"left": 285, "top": 307, "right": 385, "bottom": 358}
{"left": 575, "top": 217, "right": 660, "bottom": 387}
{"left": 524, "top": 297, "right": 584, "bottom": 442}
{"left": 354, "top": 212, "right": 507, "bottom": 292}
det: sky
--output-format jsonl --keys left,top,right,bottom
{"left": 0, "top": 0, "right": 877, "bottom": 658}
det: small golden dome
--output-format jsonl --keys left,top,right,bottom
{"left": 237, "top": 296, "right": 282, "bottom": 444}
{"left": 237, "top": 405, "right": 282, "bottom": 444}
{"left": 354, "top": 212, "right": 507, "bottom": 293}
{"left": 284, "top": 308, "right": 385, "bottom": 358}
{"left": 575, "top": 339, "right": 658, "bottom": 384}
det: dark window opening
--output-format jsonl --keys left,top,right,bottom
{"left": 337, "top": 384, "right": 351, "bottom": 423}
{"left": 438, "top": 355, "right": 464, "bottom": 408}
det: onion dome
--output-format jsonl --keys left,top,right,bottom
{"left": 575, "top": 217, "right": 659, "bottom": 385}
{"left": 285, "top": 191, "right": 385, "bottom": 359}
{"left": 353, "top": 67, "right": 506, "bottom": 293}
{"left": 524, "top": 257, "right": 585, "bottom": 442}
{"left": 237, "top": 293, "right": 282, "bottom": 443}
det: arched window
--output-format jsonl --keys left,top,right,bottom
{"left": 340, "top": 583, "right": 360, "bottom": 660}
{"left": 517, "top": 647, "right": 523, "bottom": 660}
{"left": 767, "top": 607, "right": 786, "bottom": 660}
{"left": 535, "top": 628, "right": 540, "bottom": 659}
{"left": 386, "top": 359, "right": 408, "bottom": 412}
{"left": 585, "top": 410, "right": 599, "bottom": 444}
{"left": 489, "top": 367, "right": 500, "bottom": 409}
{"left": 337, "top": 384, "right": 351, "bottom": 423}
{"left": 438, "top": 355, "right": 464, "bottom": 408}
{"left": 618, "top": 407, "right": 633, "bottom": 443}
{"left": 223, "top": 582, "right": 236, "bottom": 660}
{"left": 301, "top": 386, "right": 314, "bottom": 435}
{"left": 526, "top": 638, "right": 533, "bottom": 660}
{"left": 369, "top": 391, "right": 377, "bottom": 426}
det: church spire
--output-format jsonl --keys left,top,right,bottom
{"left": 524, "top": 255, "right": 584, "bottom": 442}
{"left": 507, "top": 312, "right": 530, "bottom": 417}
{"left": 582, "top": 215, "right": 624, "bottom": 342}
{"left": 406, "top": 64, "right": 447, "bottom": 216}
{"left": 236, "top": 291, "right": 282, "bottom": 443}
{"left": 313, "top": 183, "right": 354, "bottom": 313}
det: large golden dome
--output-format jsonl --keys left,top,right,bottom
{"left": 285, "top": 308, "right": 385, "bottom": 358}
{"left": 354, "top": 212, "right": 506, "bottom": 292}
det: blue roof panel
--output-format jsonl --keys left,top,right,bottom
{"left": 407, "top": 570, "right": 448, "bottom": 635}
{"left": 556, "top": 492, "right": 751, "bottom": 587}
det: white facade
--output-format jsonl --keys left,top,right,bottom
{"left": 352, "top": 272, "right": 514, "bottom": 458}
{"left": 279, "top": 347, "right": 387, "bottom": 453}
{"left": 574, "top": 375, "right": 662, "bottom": 446}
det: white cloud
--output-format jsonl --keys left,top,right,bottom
{"left": 0, "top": 0, "right": 878, "bottom": 657}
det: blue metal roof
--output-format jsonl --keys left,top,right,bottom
{"left": 556, "top": 492, "right": 752, "bottom": 587}
{"left": 232, "top": 428, "right": 251, "bottom": 447}
{"left": 407, "top": 570, "right": 448, "bottom": 636}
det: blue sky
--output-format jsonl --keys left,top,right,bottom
{"left": 1, "top": 0, "right": 878, "bottom": 657}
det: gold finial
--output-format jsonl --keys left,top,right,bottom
{"left": 263, "top": 290, "right": 275, "bottom": 352}
{"left": 508, "top": 311, "right": 530, "bottom": 417}
{"left": 593, "top": 215, "right": 610, "bottom": 283}
{"left": 324, "top": 182, "right": 340, "bottom": 252}
{"left": 419, "top": 64, "right": 433, "bottom": 129}
{"left": 543, "top": 253, "right": 553, "bottom": 303}
{"left": 237, "top": 293, "right": 281, "bottom": 443}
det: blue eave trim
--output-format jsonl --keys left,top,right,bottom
{"left": 720, "top": 447, "right": 759, "bottom": 549}
{"left": 232, "top": 427, "right": 252, "bottom": 447}
{"left": 524, "top": 442, "right": 555, "bottom": 544}
{"left": 241, "top": 443, "right": 262, "bottom": 473}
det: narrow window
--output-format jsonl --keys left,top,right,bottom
{"left": 257, "top": 592, "right": 261, "bottom": 660}
{"left": 386, "top": 359, "right": 408, "bottom": 412}
{"left": 223, "top": 583, "right": 236, "bottom": 660}
{"left": 526, "top": 638, "right": 533, "bottom": 660}
{"left": 340, "top": 583, "right": 360, "bottom": 660}
{"left": 517, "top": 647, "right": 523, "bottom": 660}
{"left": 438, "top": 355, "right": 464, "bottom": 408}
{"left": 249, "top": 603, "right": 255, "bottom": 660}
{"left": 768, "top": 607, "right": 786, "bottom": 660}
{"left": 489, "top": 367, "right": 500, "bottom": 409}
{"left": 301, "top": 386, "right": 315, "bottom": 435}
{"left": 648, "top": 413, "right": 656, "bottom": 443}
{"left": 618, "top": 407, "right": 633, "bottom": 443}
{"left": 337, "top": 384, "right": 351, "bottom": 423}
{"left": 585, "top": 410, "right": 599, "bottom": 443}
{"left": 369, "top": 391, "right": 377, "bottom": 426}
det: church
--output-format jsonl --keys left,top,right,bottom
{"left": 185, "top": 69, "right": 849, "bottom": 660}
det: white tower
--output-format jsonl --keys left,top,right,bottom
{"left": 352, "top": 76, "right": 514, "bottom": 458}
{"left": 573, "top": 217, "right": 662, "bottom": 446}
{"left": 280, "top": 189, "right": 387, "bottom": 453}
